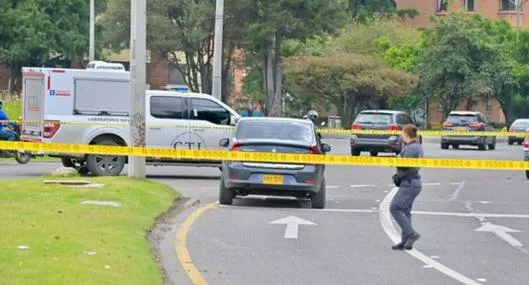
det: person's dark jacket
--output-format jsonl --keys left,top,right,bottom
{"left": 393, "top": 140, "right": 423, "bottom": 184}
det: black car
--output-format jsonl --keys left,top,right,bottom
{"left": 218, "top": 117, "right": 331, "bottom": 208}
{"left": 508, "top": 119, "right": 529, "bottom": 145}
{"left": 350, "top": 110, "right": 421, "bottom": 156}
{"left": 440, "top": 111, "right": 496, "bottom": 150}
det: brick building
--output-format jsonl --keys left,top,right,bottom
{"left": 397, "top": 0, "right": 528, "bottom": 28}
{"left": 396, "top": 0, "right": 518, "bottom": 124}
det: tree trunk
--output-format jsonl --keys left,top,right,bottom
{"left": 10, "top": 62, "right": 22, "bottom": 94}
{"left": 221, "top": 42, "right": 235, "bottom": 103}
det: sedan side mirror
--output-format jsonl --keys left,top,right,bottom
{"left": 230, "top": 115, "right": 240, "bottom": 126}
{"left": 219, "top": 138, "right": 230, "bottom": 147}
{"left": 321, "top": 143, "right": 331, "bottom": 153}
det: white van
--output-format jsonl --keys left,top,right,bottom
{"left": 21, "top": 67, "right": 240, "bottom": 176}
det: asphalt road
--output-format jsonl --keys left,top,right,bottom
{"left": 2, "top": 138, "right": 528, "bottom": 285}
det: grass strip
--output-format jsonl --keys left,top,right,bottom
{"left": 0, "top": 177, "right": 180, "bottom": 285}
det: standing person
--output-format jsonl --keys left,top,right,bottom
{"left": 390, "top": 124, "right": 424, "bottom": 250}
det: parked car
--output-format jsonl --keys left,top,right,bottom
{"left": 508, "top": 119, "right": 529, "bottom": 145}
{"left": 218, "top": 117, "right": 331, "bottom": 209}
{"left": 523, "top": 136, "right": 529, "bottom": 179}
{"left": 440, "top": 111, "right": 496, "bottom": 150}
{"left": 350, "top": 110, "right": 422, "bottom": 156}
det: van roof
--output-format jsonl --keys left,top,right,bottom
{"left": 145, "top": 90, "right": 218, "bottom": 99}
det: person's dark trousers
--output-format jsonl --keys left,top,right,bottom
{"left": 390, "top": 178, "right": 422, "bottom": 240}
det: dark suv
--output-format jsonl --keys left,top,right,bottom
{"left": 440, "top": 111, "right": 496, "bottom": 150}
{"left": 350, "top": 110, "right": 421, "bottom": 156}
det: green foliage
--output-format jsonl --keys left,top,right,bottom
{"left": 284, "top": 52, "right": 419, "bottom": 125}
{"left": 334, "top": 17, "right": 421, "bottom": 55}
{"left": 416, "top": 12, "right": 516, "bottom": 118}
{"left": 242, "top": 68, "right": 265, "bottom": 104}
{"left": 374, "top": 37, "right": 422, "bottom": 72}
{"left": 0, "top": 0, "right": 108, "bottom": 92}
{"left": 348, "top": 0, "right": 396, "bottom": 23}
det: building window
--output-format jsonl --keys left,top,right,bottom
{"left": 501, "top": 0, "right": 519, "bottom": 11}
{"left": 465, "top": 0, "right": 475, "bottom": 11}
{"left": 437, "top": 0, "right": 448, "bottom": 11}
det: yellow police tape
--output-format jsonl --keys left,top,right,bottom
{"left": 1, "top": 141, "right": 528, "bottom": 170}
{"left": 2, "top": 119, "right": 527, "bottom": 137}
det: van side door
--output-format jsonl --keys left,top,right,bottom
{"left": 147, "top": 95, "right": 190, "bottom": 151}
{"left": 187, "top": 97, "right": 235, "bottom": 150}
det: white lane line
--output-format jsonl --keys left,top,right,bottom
{"left": 448, "top": 180, "right": 466, "bottom": 201}
{"left": 379, "top": 187, "right": 481, "bottom": 285}
{"left": 274, "top": 207, "right": 529, "bottom": 219}
{"left": 412, "top": 211, "right": 529, "bottom": 219}
{"left": 327, "top": 185, "right": 340, "bottom": 189}
{"left": 350, "top": 184, "right": 376, "bottom": 188}
{"left": 423, "top": 182, "right": 441, "bottom": 186}
{"left": 477, "top": 278, "right": 487, "bottom": 282}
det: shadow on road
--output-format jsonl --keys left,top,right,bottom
{"left": 233, "top": 196, "right": 310, "bottom": 209}
{"left": 147, "top": 174, "right": 220, "bottom": 180}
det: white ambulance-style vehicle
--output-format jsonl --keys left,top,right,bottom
{"left": 21, "top": 64, "right": 240, "bottom": 176}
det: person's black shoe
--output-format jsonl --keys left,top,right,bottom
{"left": 403, "top": 233, "right": 421, "bottom": 250}
{"left": 392, "top": 241, "right": 406, "bottom": 250}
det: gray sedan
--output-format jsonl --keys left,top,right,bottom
{"left": 218, "top": 117, "right": 331, "bottom": 208}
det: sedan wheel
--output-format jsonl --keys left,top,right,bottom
{"left": 218, "top": 177, "right": 234, "bottom": 205}
{"left": 311, "top": 179, "right": 326, "bottom": 209}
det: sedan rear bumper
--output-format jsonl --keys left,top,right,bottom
{"left": 441, "top": 136, "right": 486, "bottom": 145}
{"left": 350, "top": 136, "right": 402, "bottom": 152}
{"left": 222, "top": 161, "right": 323, "bottom": 195}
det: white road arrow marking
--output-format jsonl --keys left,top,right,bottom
{"left": 268, "top": 215, "right": 316, "bottom": 239}
{"left": 475, "top": 222, "right": 523, "bottom": 247}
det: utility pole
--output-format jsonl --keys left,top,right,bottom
{"left": 128, "top": 0, "right": 147, "bottom": 178}
{"left": 211, "top": 0, "right": 225, "bottom": 100}
{"left": 89, "top": 0, "right": 95, "bottom": 61}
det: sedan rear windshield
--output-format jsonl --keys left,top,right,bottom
{"left": 236, "top": 120, "right": 314, "bottom": 143}
{"left": 354, "top": 113, "right": 394, "bottom": 124}
{"left": 446, "top": 114, "right": 478, "bottom": 123}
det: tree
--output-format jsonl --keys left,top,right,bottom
{"left": 101, "top": 0, "right": 248, "bottom": 101}
{"left": 416, "top": 13, "right": 516, "bottom": 119}
{"left": 0, "top": 0, "right": 106, "bottom": 93}
{"left": 348, "top": 0, "right": 396, "bottom": 23}
{"left": 284, "top": 52, "right": 419, "bottom": 126}
{"left": 333, "top": 17, "right": 421, "bottom": 55}
{"left": 243, "top": 0, "right": 348, "bottom": 116}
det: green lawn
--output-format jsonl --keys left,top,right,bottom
{"left": 0, "top": 177, "right": 180, "bottom": 285}
{"left": 1, "top": 94, "right": 21, "bottom": 119}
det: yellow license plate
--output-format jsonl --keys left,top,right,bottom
{"left": 457, "top": 127, "right": 466, "bottom": 131}
{"left": 263, "top": 174, "right": 284, "bottom": 185}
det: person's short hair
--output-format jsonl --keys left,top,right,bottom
{"left": 402, "top": 124, "right": 418, "bottom": 139}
